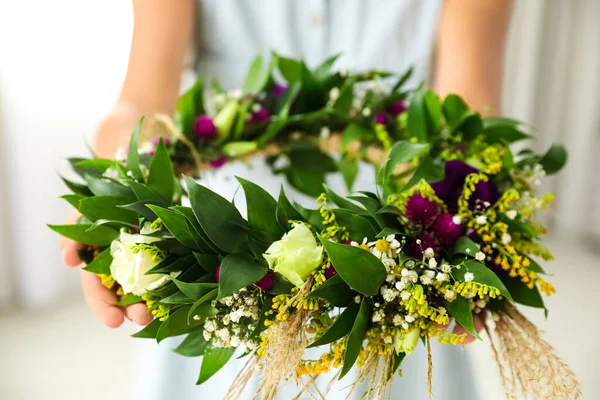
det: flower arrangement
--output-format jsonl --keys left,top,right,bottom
{"left": 50, "top": 55, "right": 580, "bottom": 399}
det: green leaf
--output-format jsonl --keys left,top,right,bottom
{"left": 127, "top": 118, "right": 145, "bottom": 181}
{"left": 308, "top": 302, "right": 360, "bottom": 348}
{"left": 249, "top": 294, "right": 274, "bottom": 339}
{"left": 402, "top": 156, "right": 444, "bottom": 190}
{"left": 237, "top": 177, "right": 284, "bottom": 237}
{"left": 384, "top": 141, "right": 430, "bottom": 181}
{"left": 288, "top": 143, "right": 337, "bottom": 172}
{"left": 525, "top": 257, "right": 547, "bottom": 274}
{"left": 504, "top": 278, "right": 545, "bottom": 309}
{"left": 442, "top": 94, "right": 469, "bottom": 128}
{"left": 193, "top": 253, "right": 219, "bottom": 273}
{"left": 188, "top": 289, "right": 219, "bottom": 322}
{"left": 175, "top": 80, "right": 205, "bottom": 138}
{"left": 172, "top": 206, "right": 221, "bottom": 255}
{"left": 243, "top": 54, "right": 273, "bottom": 94}
{"left": 84, "top": 174, "right": 136, "bottom": 201}
{"left": 340, "top": 297, "right": 371, "bottom": 379}
{"left": 160, "top": 291, "right": 194, "bottom": 305}
{"left": 332, "top": 210, "right": 377, "bottom": 242}
{"left": 391, "top": 352, "right": 406, "bottom": 376}
{"left": 61, "top": 176, "right": 93, "bottom": 196}
{"left": 185, "top": 177, "right": 248, "bottom": 254}
{"left": 333, "top": 81, "right": 354, "bottom": 113}
{"left": 341, "top": 123, "right": 371, "bottom": 152}
{"left": 131, "top": 318, "right": 162, "bottom": 339}
{"left": 314, "top": 53, "right": 340, "bottom": 81}
{"left": 116, "top": 294, "right": 143, "bottom": 306}
{"left": 339, "top": 157, "right": 359, "bottom": 191}
{"left": 218, "top": 253, "right": 267, "bottom": 299}
{"left": 48, "top": 224, "right": 118, "bottom": 246}
{"left": 443, "top": 296, "right": 481, "bottom": 340}
{"left": 407, "top": 92, "right": 428, "bottom": 141}
{"left": 147, "top": 138, "right": 175, "bottom": 202}
{"left": 375, "top": 228, "right": 404, "bottom": 239}
{"left": 285, "top": 168, "right": 326, "bottom": 198}
{"left": 451, "top": 237, "right": 480, "bottom": 256}
{"left": 82, "top": 248, "right": 113, "bottom": 275}
{"left": 423, "top": 91, "right": 443, "bottom": 132}
{"left": 305, "top": 274, "right": 355, "bottom": 307}
{"left": 323, "top": 185, "right": 365, "bottom": 213}
{"left": 75, "top": 158, "right": 116, "bottom": 173}
{"left": 197, "top": 345, "right": 236, "bottom": 384}
{"left": 276, "top": 186, "right": 303, "bottom": 231}
{"left": 392, "top": 67, "right": 414, "bottom": 92}
{"left": 118, "top": 201, "right": 160, "bottom": 221}
{"left": 147, "top": 254, "right": 196, "bottom": 275}
{"left": 147, "top": 205, "right": 198, "bottom": 250}
{"left": 173, "top": 280, "right": 218, "bottom": 301}
{"left": 277, "top": 55, "right": 303, "bottom": 83}
{"left": 125, "top": 181, "right": 165, "bottom": 203}
{"left": 156, "top": 305, "right": 203, "bottom": 343}
{"left": 318, "top": 237, "right": 386, "bottom": 296}
{"left": 539, "top": 143, "right": 568, "bottom": 175}
{"left": 61, "top": 194, "right": 84, "bottom": 209}
{"left": 454, "top": 112, "right": 484, "bottom": 141}
{"left": 453, "top": 260, "right": 513, "bottom": 302}
{"left": 483, "top": 125, "right": 531, "bottom": 144}
{"left": 77, "top": 196, "right": 138, "bottom": 223}
{"left": 173, "top": 331, "right": 209, "bottom": 357}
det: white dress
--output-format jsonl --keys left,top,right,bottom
{"left": 131, "top": 1, "right": 479, "bottom": 399}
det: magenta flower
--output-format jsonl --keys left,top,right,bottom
{"left": 151, "top": 136, "right": 172, "bottom": 147}
{"left": 387, "top": 101, "right": 407, "bottom": 116}
{"left": 215, "top": 264, "right": 221, "bottom": 282}
{"left": 374, "top": 113, "right": 386, "bottom": 125}
{"left": 255, "top": 269, "right": 274, "bottom": 291}
{"left": 194, "top": 115, "right": 218, "bottom": 140}
{"left": 251, "top": 108, "right": 270, "bottom": 124}
{"left": 431, "top": 161, "right": 500, "bottom": 213}
{"left": 209, "top": 155, "right": 227, "bottom": 169}
{"left": 405, "top": 194, "right": 439, "bottom": 225}
{"left": 409, "top": 231, "right": 440, "bottom": 258}
{"left": 270, "top": 83, "right": 288, "bottom": 98}
{"left": 432, "top": 214, "right": 463, "bottom": 246}
{"left": 324, "top": 266, "right": 338, "bottom": 280}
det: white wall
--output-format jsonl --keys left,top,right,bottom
{"left": 0, "top": 1, "right": 133, "bottom": 308}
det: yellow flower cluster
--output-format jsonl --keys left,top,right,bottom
{"left": 374, "top": 123, "right": 393, "bottom": 152}
{"left": 141, "top": 293, "right": 171, "bottom": 321}
{"left": 316, "top": 193, "right": 350, "bottom": 243}
{"left": 494, "top": 245, "right": 556, "bottom": 295}
{"left": 397, "top": 285, "right": 450, "bottom": 325}
{"left": 270, "top": 291, "right": 321, "bottom": 323}
{"left": 457, "top": 173, "right": 489, "bottom": 215}
{"left": 425, "top": 325, "right": 467, "bottom": 345}
{"left": 98, "top": 274, "right": 116, "bottom": 290}
{"left": 296, "top": 342, "right": 345, "bottom": 376}
{"left": 454, "top": 281, "right": 501, "bottom": 299}
{"left": 479, "top": 146, "right": 505, "bottom": 175}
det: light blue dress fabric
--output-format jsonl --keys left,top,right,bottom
{"left": 130, "top": 1, "right": 480, "bottom": 399}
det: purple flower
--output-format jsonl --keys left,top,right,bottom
{"left": 251, "top": 108, "right": 270, "bottom": 124}
{"left": 194, "top": 115, "right": 218, "bottom": 140}
{"left": 409, "top": 231, "right": 440, "bottom": 258}
{"left": 387, "top": 101, "right": 407, "bottom": 116}
{"left": 255, "top": 269, "right": 274, "bottom": 291}
{"left": 324, "top": 266, "right": 338, "bottom": 280}
{"left": 151, "top": 136, "right": 172, "bottom": 147}
{"left": 405, "top": 194, "right": 439, "bottom": 225}
{"left": 374, "top": 113, "right": 387, "bottom": 125}
{"left": 270, "top": 83, "right": 288, "bottom": 98}
{"left": 215, "top": 264, "right": 221, "bottom": 282}
{"left": 431, "top": 160, "right": 500, "bottom": 213}
{"left": 209, "top": 155, "right": 227, "bottom": 169}
{"left": 432, "top": 214, "right": 463, "bottom": 246}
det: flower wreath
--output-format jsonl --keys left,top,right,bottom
{"left": 50, "top": 54, "right": 580, "bottom": 399}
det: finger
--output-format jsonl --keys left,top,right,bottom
{"left": 62, "top": 239, "right": 85, "bottom": 267}
{"left": 125, "top": 303, "right": 153, "bottom": 326}
{"left": 80, "top": 270, "right": 125, "bottom": 328}
{"left": 453, "top": 314, "right": 485, "bottom": 345}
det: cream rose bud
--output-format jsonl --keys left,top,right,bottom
{"left": 110, "top": 224, "right": 174, "bottom": 296}
{"left": 263, "top": 222, "right": 323, "bottom": 288}
{"left": 394, "top": 327, "right": 421, "bottom": 355}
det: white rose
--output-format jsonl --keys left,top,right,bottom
{"left": 110, "top": 224, "right": 174, "bottom": 296}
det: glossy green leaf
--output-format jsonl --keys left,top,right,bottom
{"left": 391, "top": 67, "right": 414, "bottom": 92}
{"left": 188, "top": 289, "right": 219, "bottom": 323}
{"left": 288, "top": 143, "right": 337, "bottom": 172}
{"left": 249, "top": 294, "right": 274, "bottom": 339}
{"left": 340, "top": 297, "right": 371, "bottom": 379}
{"left": 407, "top": 92, "right": 427, "bottom": 141}
{"left": 82, "top": 247, "right": 113, "bottom": 275}
{"left": 237, "top": 177, "right": 283, "bottom": 237}
{"left": 185, "top": 177, "right": 248, "bottom": 254}
{"left": 84, "top": 174, "right": 136, "bottom": 201}
{"left": 147, "top": 254, "right": 196, "bottom": 275}
{"left": 402, "top": 156, "right": 444, "bottom": 190}
{"left": 384, "top": 141, "right": 430, "bottom": 181}
{"left": 173, "top": 280, "right": 218, "bottom": 301}
{"left": 318, "top": 237, "right": 386, "bottom": 296}
{"left": 525, "top": 257, "right": 547, "bottom": 274}
{"left": 451, "top": 237, "right": 480, "bottom": 256}
{"left": 339, "top": 157, "right": 359, "bottom": 192}
{"left": 423, "top": 91, "right": 443, "bottom": 132}
{"left": 539, "top": 143, "right": 568, "bottom": 175}
{"left": 453, "top": 260, "right": 513, "bottom": 302}
{"left": 218, "top": 253, "right": 267, "bottom": 300}
{"left": 175, "top": 81, "right": 205, "bottom": 138}
{"left": 75, "top": 158, "right": 116, "bottom": 173}
{"left": 305, "top": 274, "right": 355, "bottom": 307}
{"left": 116, "top": 294, "right": 143, "bottom": 306}
{"left": 276, "top": 186, "right": 303, "bottom": 231}
{"left": 131, "top": 318, "right": 162, "bottom": 339}
{"left": 147, "top": 205, "right": 198, "bottom": 249}
{"left": 197, "top": 345, "right": 236, "bottom": 384}
{"left": 173, "top": 331, "right": 209, "bottom": 357}
{"left": 323, "top": 185, "right": 365, "bottom": 213}
{"left": 332, "top": 210, "right": 377, "bottom": 242}
{"left": 308, "top": 303, "right": 360, "bottom": 348}
{"left": 147, "top": 138, "right": 175, "bottom": 202}
{"left": 77, "top": 196, "right": 138, "bottom": 223}
{"left": 285, "top": 167, "right": 326, "bottom": 198}
{"left": 193, "top": 253, "right": 219, "bottom": 273}
{"left": 48, "top": 224, "right": 118, "bottom": 246}
{"left": 127, "top": 118, "right": 144, "bottom": 181}
{"left": 61, "top": 176, "right": 93, "bottom": 196}
{"left": 118, "top": 201, "right": 159, "bottom": 221}
{"left": 443, "top": 296, "right": 481, "bottom": 340}
{"left": 156, "top": 305, "right": 203, "bottom": 343}
{"left": 443, "top": 94, "right": 469, "bottom": 129}
{"left": 504, "top": 278, "right": 545, "bottom": 309}
{"left": 314, "top": 53, "right": 340, "bottom": 81}
{"left": 160, "top": 291, "right": 194, "bottom": 305}
{"left": 277, "top": 55, "right": 303, "bottom": 83}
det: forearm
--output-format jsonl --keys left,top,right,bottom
{"left": 95, "top": 0, "right": 195, "bottom": 157}
{"left": 432, "top": 0, "right": 513, "bottom": 115}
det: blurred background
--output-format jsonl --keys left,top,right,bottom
{"left": 0, "top": 0, "right": 599, "bottom": 399}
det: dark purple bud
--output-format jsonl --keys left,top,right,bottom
{"left": 387, "top": 101, "right": 407, "bottom": 116}
{"left": 432, "top": 214, "right": 463, "bottom": 246}
{"left": 194, "top": 115, "right": 218, "bottom": 140}
{"left": 251, "top": 108, "right": 270, "bottom": 124}
{"left": 209, "top": 155, "right": 227, "bottom": 169}
{"left": 374, "top": 113, "right": 387, "bottom": 125}
{"left": 324, "top": 266, "right": 338, "bottom": 280}
{"left": 255, "top": 269, "right": 274, "bottom": 291}
{"left": 409, "top": 231, "right": 440, "bottom": 258}
{"left": 270, "top": 83, "right": 288, "bottom": 98}
{"left": 405, "top": 194, "right": 439, "bottom": 225}
{"left": 215, "top": 264, "right": 221, "bottom": 282}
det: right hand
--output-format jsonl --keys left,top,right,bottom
{"left": 61, "top": 108, "right": 155, "bottom": 328}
